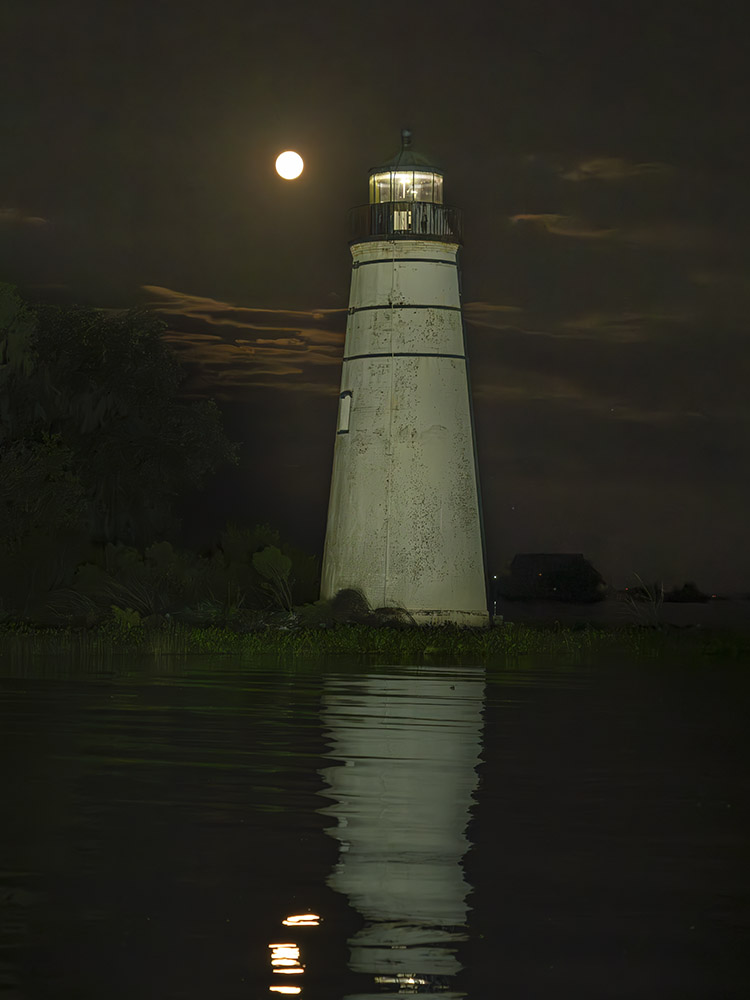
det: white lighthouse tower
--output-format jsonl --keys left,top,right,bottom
{"left": 321, "top": 130, "right": 488, "bottom": 626}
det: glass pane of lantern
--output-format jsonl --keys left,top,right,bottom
{"left": 432, "top": 174, "right": 444, "bottom": 204}
{"left": 412, "top": 172, "right": 435, "bottom": 202}
{"left": 370, "top": 172, "right": 392, "bottom": 204}
{"left": 392, "top": 171, "right": 414, "bottom": 201}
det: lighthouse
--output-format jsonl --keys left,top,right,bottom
{"left": 321, "top": 131, "right": 488, "bottom": 626}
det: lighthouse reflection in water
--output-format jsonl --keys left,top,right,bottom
{"left": 319, "top": 668, "right": 484, "bottom": 998}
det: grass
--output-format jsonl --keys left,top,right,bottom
{"left": 1, "top": 619, "right": 748, "bottom": 663}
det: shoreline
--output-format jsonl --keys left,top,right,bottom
{"left": 1, "top": 617, "right": 749, "bottom": 663}
{"left": 496, "top": 597, "right": 750, "bottom": 633}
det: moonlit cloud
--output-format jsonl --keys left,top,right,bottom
{"left": 472, "top": 369, "right": 584, "bottom": 404}
{"left": 255, "top": 337, "right": 306, "bottom": 347}
{"left": 463, "top": 301, "right": 528, "bottom": 333}
{"left": 561, "top": 157, "right": 671, "bottom": 182}
{"left": 144, "top": 284, "right": 345, "bottom": 397}
{"left": 242, "top": 379, "right": 339, "bottom": 395}
{"left": 620, "top": 223, "right": 717, "bottom": 250}
{"left": 143, "top": 285, "right": 346, "bottom": 329}
{"left": 560, "top": 310, "right": 688, "bottom": 342}
{"left": 691, "top": 270, "right": 750, "bottom": 296}
{"left": 0, "top": 207, "right": 48, "bottom": 226}
{"left": 509, "top": 213, "right": 616, "bottom": 239}
{"left": 509, "top": 214, "right": 717, "bottom": 250}
{"left": 467, "top": 301, "right": 715, "bottom": 426}
{"left": 464, "top": 301, "right": 523, "bottom": 314}
{"left": 465, "top": 303, "right": 685, "bottom": 343}
{"left": 472, "top": 362, "right": 705, "bottom": 424}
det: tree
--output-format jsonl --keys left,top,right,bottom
{"left": 0, "top": 284, "right": 238, "bottom": 546}
{"left": 0, "top": 437, "right": 87, "bottom": 552}
{"left": 0, "top": 436, "right": 90, "bottom": 616}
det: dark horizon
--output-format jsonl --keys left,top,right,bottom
{"left": 3, "top": 1, "right": 749, "bottom": 593}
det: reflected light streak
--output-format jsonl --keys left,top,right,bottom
{"left": 282, "top": 913, "right": 320, "bottom": 927}
{"left": 375, "top": 973, "right": 428, "bottom": 986}
{"left": 268, "top": 915, "right": 319, "bottom": 991}
{"left": 269, "top": 940, "right": 305, "bottom": 977}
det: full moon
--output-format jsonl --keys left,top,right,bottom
{"left": 275, "top": 150, "right": 304, "bottom": 180}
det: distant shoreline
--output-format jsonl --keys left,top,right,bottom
{"left": 496, "top": 597, "right": 750, "bottom": 632}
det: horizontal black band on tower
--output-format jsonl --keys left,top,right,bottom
{"left": 350, "top": 234, "right": 461, "bottom": 247}
{"left": 343, "top": 351, "right": 466, "bottom": 362}
{"left": 351, "top": 257, "right": 457, "bottom": 269}
{"left": 348, "top": 303, "right": 461, "bottom": 315}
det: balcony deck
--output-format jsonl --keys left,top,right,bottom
{"left": 349, "top": 202, "right": 463, "bottom": 244}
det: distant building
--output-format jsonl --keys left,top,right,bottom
{"left": 664, "top": 582, "right": 709, "bottom": 603}
{"left": 495, "top": 553, "right": 607, "bottom": 603}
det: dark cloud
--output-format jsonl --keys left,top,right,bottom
{"left": 508, "top": 213, "right": 719, "bottom": 251}
{"left": 620, "top": 223, "right": 720, "bottom": 251}
{"left": 559, "top": 310, "right": 687, "bottom": 343}
{"left": 560, "top": 157, "right": 671, "bottom": 182}
{"left": 466, "top": 302, "right": 689, "bottom": 344}
{"left": 509, "top": 213, "right": 615, "bottom": 239}
{"left": 0, "top": 208, "right": 48, "bottom": 226}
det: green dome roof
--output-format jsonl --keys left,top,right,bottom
{"left": 369, "top": 129, "right": 443, "bottom": 175}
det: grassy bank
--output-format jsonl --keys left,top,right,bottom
{"left": 1, "top": 620, "right": 748, "bottom": 662}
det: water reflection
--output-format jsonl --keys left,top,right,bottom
{"left": 320, "top": 667, "right": 484, "bottom": 998}
{"left": 283, "top": 913, "right": 322, "bottom": 927}
{"left": 1, "top": 657, "right": 748, "bottom": 997}
{"left": 268, "top": 914, "right": 322, "bottom": 995}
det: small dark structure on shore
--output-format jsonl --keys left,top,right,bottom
{"left": 665, "top": 582, "right": 710, "bottom": 603}
{"left": 496, "top": 553, "right": 607, "bottom": 603}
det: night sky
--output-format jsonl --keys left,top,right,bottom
{"left": 3, "top": 1, "right": 749, "bottom": 591}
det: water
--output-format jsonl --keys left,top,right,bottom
{"left": 0, "top": 654, "right": 748, "bottom": 998}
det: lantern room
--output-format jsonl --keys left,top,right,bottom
{"left": 368, "top": 128, "right": 444, "bottom": 204}
{"left": 369, "top": 168, "right": 444, "bottom": 205}
{"left": 350, "top": 129, "right": 462, "bottom": 244}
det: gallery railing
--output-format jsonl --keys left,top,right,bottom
{"left": 349, "top": 202, "right": 464, "bottom": 244}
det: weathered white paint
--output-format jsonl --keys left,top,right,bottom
{"left": 321, "top": 238, "right": 488, "bottom": 626}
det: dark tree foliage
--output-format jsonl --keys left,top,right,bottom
{"left": 0, "top": 437, "right": 91, "bottom": 616}
{"left": 0, "top": 437, "right": 86, "bottom": 553}
{"left": 0, "top": 284, "right": 238, "bottom": 614}
{"left": 63, "top": 525, "right": 319, "bottom": 626}
{"left": 0, "top": 283, "right": 238, "bottom": 545}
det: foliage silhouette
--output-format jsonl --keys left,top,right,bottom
{"left": 0, "top": 283, "right": 239, "bottom": 615}
{"left": 0, "top": 283, "right": 238, "bottom": 548}
{"left": 619, "top": 575, "right": 665, "bottom": 628}
{"left": 35, "top": 524, "right": 320, "bottom": 629}
{"left": 252, "top": 545, "right": 294, "bottom": 612}
{"left": 0, "top": 436, "right": 90, "bottom": 616}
